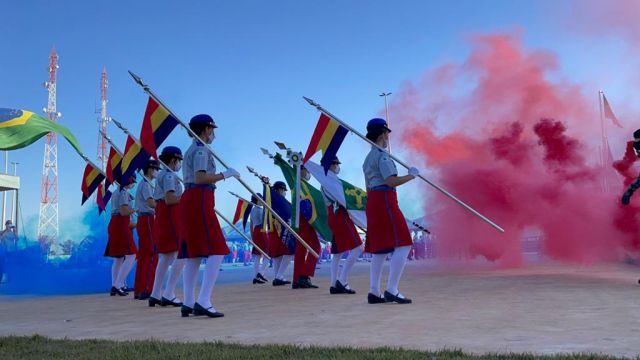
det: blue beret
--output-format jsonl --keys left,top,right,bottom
{"left": 273, "top": 181, "right": 287, "bottom": 191}
{"left": 367, "top": 118, "right": 391, "bottom": 132}
{"left": 161, "top": 146, "right": 183, "bottom": 158}
{"left": 189, "top": 114, "right": 217, "bottom": 127}
{"left": 144, "top": 160, "right": 161, "bottom": 170}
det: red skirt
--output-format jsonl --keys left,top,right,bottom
{"left": 105, "top": 214, "right": 137, "bottom": 257}
{"left": 251, "top": 226, "right": 268, "bottom": 255}
{"left": 155, "top": 200, "right": 181, "bottom": 253}
{"left": 267, "top": 228, "right": 291, "bottom": 258}
{"left": 365, "top": 189, "right": 412, "bottom": 254}
{"left": 327, "top": 205, "right": 362, "bottom": 254}
{"left": 136, "top": 215, "right": 156, "bottom": 256}
{"left": 178, "top": 188, "right": 229, "bottom": 258}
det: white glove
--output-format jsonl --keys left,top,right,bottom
{"left": 222, "top": 168, "right": 240, "bottom": 179}
{"left": 408, "top": 167, "right": 419, "bottom": 177}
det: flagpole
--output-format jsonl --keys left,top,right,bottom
{"left": 216, "top": 209, "right": 270, "bottom": 259}
{"left": 128, "top": 71, "right": 318, "bottom": 258}
{"left": 303, "top": 96, "right": 504, "bottom": 233}
{"left": 99, "top": 130, "right": 125, "bottom": 158}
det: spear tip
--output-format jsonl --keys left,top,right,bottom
{"left": 128, "top": 70, "right": 144, "bottom": 86}
{"left": 302, "top": 96, "right": 318, "bottom": 107}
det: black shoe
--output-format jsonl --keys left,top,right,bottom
{"left": 120, "top": 286, "right": 130, "bottom": 295}
{"left": 335, "top": 280, "right": 356, "bottom": 294}
{"left": 292, "top": 282, "right": 300, "bottom": 289}
{"left": 383, "top": 290, "right": 412, "bottom": 304}
{"left": 253, "top": 277, "right": 266, "bottom": 284}
{"left": 161, "top": 297, "right": 183, "bottom": 307}
{"left": 329, "top": 286, "right": 344, "bottom": 294}
{"left": 148, "top": 297, "right": 163, "bottom": 307}
{"left": 367, "top": 292, "right": 387, "bottom": 304}
{"left": 110, "top": 286, "right": 128, "bottom": 296}
{"left": 134, "top": 294, "right": 140, "bottom": 300}
{"left": 257, "top": 273, "right": 268, "bottom": 282}
{"left": 180, "top": 305, "right": 193, "bottom": 317}
{"left": 297, "top": 276, "right": 317, "bottom": 289}
{"left": 138, "top": 293, "right": 150, "bottom": 301}
{"left": 193, "top": 302, "right": 224, "bottom": 318}
{"left": 272, "top": 278, "right": 290, "bottom": 286}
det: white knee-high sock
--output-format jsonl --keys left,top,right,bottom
{"left": 260, "top": 257, "right": 269, "bottom": 275}
{"left": 182, "top": 258, "right": 201, "bottom": 308}
{"left": 277, "top": 255, "right": 292, "bottom": 280}
{"left": 164, "top": 257, "right": 185, "bottom": 301}
{"left": 330, "top": 252, "right": 343, "bottom": 286}
{"left": 197, "top": 255, "right": 223, "bottom": 310}
{"left": 272, "top": 256, "right": 283, "bottom": 279}
{"left": 252, "top": 254, "right": 261, "bottom": 277}
{"left": 151, "top": 253, "right": 174, "bottom": 299}
{"left": 111, "top": 257, "right": 124, "bottom": 287}
{"left": 386, "top": 246, "right": 411, "bottom": 295}
{"left": 116, "top": 255, "right": 136, "bottom": 288}
{"left": 339, "top": 245, "right": 363, "bottom": 285}
{"left": 369, "top": 253, "right": 386, "bottom": 296}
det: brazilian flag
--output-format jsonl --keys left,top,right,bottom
{"left": 273, "top": 153, "right": 332, "bottom": 242}
{"left": 0, "top": 108, "right": 82, "bottom": 153}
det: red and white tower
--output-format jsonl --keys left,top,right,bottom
{"left": 38, "top": 48, "right": 60, "bottom": 245}
{"left": 97, "top": 67, "right": 109, "bottom": 171}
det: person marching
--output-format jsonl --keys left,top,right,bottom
{"left": 291, "top": 166, "right": 321, "bottom": 289}
{"left": 179, "top": 114, "right": 240, "bottom": 318}
{"left": 362, "top": 118, "right": 418, "bottom": 304}
{"left": 133, "top": 160, "right": 160, "bottom": 300}
{"left": 268, "top": 181, "right": 294, "bottom": 286}
{"left": 322, "top": 156, "right": 364, "bottom": 295}
{"left": 249, "top": 194, "right": 269, "bottom": 284}
{"left": 149, "top": 146, "right": 186, "bottom": 307}
{"left": 104, "top": 176, "right": 138, "bottom": 296}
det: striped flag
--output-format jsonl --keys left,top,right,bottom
{"left": 97, "top": 183, "right": 112, "bottom": 215}
{"left": 120, "top": 135, "right": 149, "bottom": 185}
{"left": 303, "top": 113, "right": 349, "bottom": 174}
{"left": 105, "top": 146, "right": 122, "bottom": 187}
{"left": 140, "top": 97, "right": 179, "bottom": 159}
{"left": 81, "top": 162, "right": 105, "bottom": 205}
{"left": 232, "top": 198, "right": 253, "bottom": 229}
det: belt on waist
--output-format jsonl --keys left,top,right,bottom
{"left": 369, "top": 185, "right": 396, "bottom": 191}
{"left": 184, "top": 183, "right": 216, "bottom": 191}
{"left": 137, "top": 212, "right": 154, "bottom": 216}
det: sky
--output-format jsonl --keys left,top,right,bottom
{"left": 0, "top": 0, "right": 637, "bottom": 243}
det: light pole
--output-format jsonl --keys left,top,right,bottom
{"left": 379, "top": 92, "right": 392, "bottom": 152}
{"left": 10, "top": 162, "right": 18, "bottom": 223}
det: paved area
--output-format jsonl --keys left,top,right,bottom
{"left": 1, "top": 261, "right": 640, "bottom": 357}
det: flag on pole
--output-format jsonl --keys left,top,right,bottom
{"left": 121, "top": 135, "right": 149, "bottom": 184}
{"left": 97, "top": 183, "right": 112, "bottom": 215}
{"left": 304, "top": 160, "right": 368, "bottom": 229}
{"left": 303, "top": 113, "right": 349, "bottom": 174}
{"left": 81, "top": 162, "right": 105, "bottom": 205}
{"left": 602, "top": 94, "right": 623, "bottom": 128}
{"left": 273, "top": 153, "right": 332, "bottom": 241}
{"left": 105, "top": 146, "right": 123, "bottom": 187}
{"left": 0, "top": 108, "right": 82, "bottom": 153}
{"left": 232, "top": 198, "right": 253, "bottom": 229}
{"left": 139, "top": 97, "right": 179, "bottom": 159}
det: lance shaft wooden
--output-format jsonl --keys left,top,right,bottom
{"left": 128, "top": 71, "right": 318, "bottom": 257}
{"left": 303, "top": 96, "right": 504, "bottom": 234}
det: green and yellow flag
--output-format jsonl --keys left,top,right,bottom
{"left": 273, "top": 153, "right": 332, "bottom": 242}
{"left": 0, "top": 108, "right": 82, "bottom": 153}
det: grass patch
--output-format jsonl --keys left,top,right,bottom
{"left": 0, "top": 335, "right": 632, "bottom": 360}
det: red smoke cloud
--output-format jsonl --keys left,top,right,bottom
{"left": 392, "top": 33, "right": 640, "bottom": 266}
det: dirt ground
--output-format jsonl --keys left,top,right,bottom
{"left": 1, "top": 261, "right": 639, "bottom": 357}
